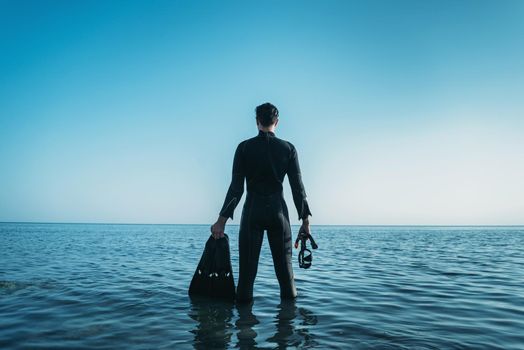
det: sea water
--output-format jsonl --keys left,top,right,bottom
{"left": 1, "top": 223, "right": 523, "bottom": 349}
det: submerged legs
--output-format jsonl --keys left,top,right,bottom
{"left": 236, "top": 193, "right": 297, "bottom": 302}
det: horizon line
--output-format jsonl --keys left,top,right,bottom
{"left": 1, "top": 221, "right": 523, "bottom": 227}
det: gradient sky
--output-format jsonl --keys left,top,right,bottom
{"left": 1, "top": 0, "right": 523, "bottom": 225}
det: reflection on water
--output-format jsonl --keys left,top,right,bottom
{"left": 188, "top": 297, "right": 235, "bottom": 349}
{"left": 269, "top": 299, "right": 319, "bottom": 349}
{"left": 190, "top": 298, "right": 318, "bottom": 349}
{"left": 235, "top": 300, "right": 259, "bottom": 349}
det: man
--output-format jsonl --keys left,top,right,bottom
{"left": 210, "top": 102, "right": 312, "bottom": 302}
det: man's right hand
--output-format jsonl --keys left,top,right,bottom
{"left": 299, "top": 217, "right": 311, "bottom": 236}
{"left": 295, "top": 217, "right": 311, "bottom": 249}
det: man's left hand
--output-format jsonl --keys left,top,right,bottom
{"left": 210, "top": 216, "right": 227, "bottom": 239}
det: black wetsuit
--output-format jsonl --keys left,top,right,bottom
{"left": 219, "top": 129, "right": 312, "bottom": 301}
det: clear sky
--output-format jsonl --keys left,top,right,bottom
{"left": 1, "top": 0, "right": 523, "bottom": 225}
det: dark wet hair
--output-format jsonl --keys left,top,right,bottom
{"left": 255, "top": 102, "right": 279, "bottom": 127}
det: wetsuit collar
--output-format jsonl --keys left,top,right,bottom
{"left": 258, "top": 130, "right": 275, "bottom": 137}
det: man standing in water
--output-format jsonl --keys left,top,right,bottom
{"left": 210, "top": 102, "right": 312, "bottom": 302}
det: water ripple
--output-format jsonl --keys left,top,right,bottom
{"left": 1, "top": 223, "right": 524, "bottom": 349}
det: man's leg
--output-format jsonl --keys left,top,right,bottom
{"left": 236, "top": 205, "right": 264, "bottom": 302}
{"left": 267, "top": 204, "right": 297, "bottom": 299}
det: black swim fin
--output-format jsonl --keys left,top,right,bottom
{"left": 188, "top": 234, "right": 236, "bottom": 300}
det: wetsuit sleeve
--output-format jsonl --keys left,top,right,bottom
{"left": 287, "top": 144, "right": 312, "bottom": 220}
{"left": 219, "top": 142, "right": 246, "bottom": 220}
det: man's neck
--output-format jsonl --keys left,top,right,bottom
{"left": 258, "top": 126, "right": 276, "bottom": 133}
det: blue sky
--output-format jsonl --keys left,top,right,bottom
{"left": 1, "top": 0, "right": 523, "bottom": 225}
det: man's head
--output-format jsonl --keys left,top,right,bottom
{"left": 255, "top": 102, "right": 279, "bottom": 128}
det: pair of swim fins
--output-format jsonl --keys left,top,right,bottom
{"left": 188, "top": 234, "right": 236, "bottom": 300}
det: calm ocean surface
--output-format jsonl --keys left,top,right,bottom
{"left": 1, "top": 223, "right": 523, "bottom": 349}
